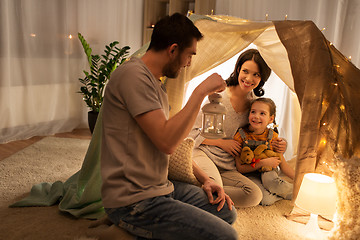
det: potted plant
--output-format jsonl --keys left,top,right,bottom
{"left": 77, "top": 33, "right": 130, "bottom": 133}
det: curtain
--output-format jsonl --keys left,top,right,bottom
{"left": 0, "top": 0, "right": 143, "bottom": 143}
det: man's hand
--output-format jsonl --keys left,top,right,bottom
{"left": 197, "top": 73, "right": 226, "bottom": 97}
{"left": 202, "top": 179, "right": 234, "bottom": 211}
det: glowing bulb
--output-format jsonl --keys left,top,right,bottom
{"left": 68, "top": 34, "right": 73, "bottom": 39}
{"left": 321, "top": 27, "right": 326, "bottom": 31}
{"left": 348, "top": 56, "right": 352, "bottom": 61}
{"left": 320, "top": 139, "right": 327, "bottom": 145}
{"left": 333, "top": 83, "right": 338, "bottom": 86}
{"left": 265, "top": 14, "right": 269, "bottom": 21}
{"left": 30, "top": 33, "right": 36, "bottom": 37}
{"left": 330, "top": 42, "right": 333, "bottom": 46}
{"left": 285, "top": 14, "right": 288, "bottom": 20}
{"left": 340, "top": 105, "right": 345, "bottom": 111}
{"left": 322, "top": 122, "right": 327, "bottom": 126}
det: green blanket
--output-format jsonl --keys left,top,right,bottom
{"left": 10, "top": 110, "right": 105, "bottom": 219}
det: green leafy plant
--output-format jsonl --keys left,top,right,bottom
{"left": 77, "top": 32, "right": 130, "bottom": 113}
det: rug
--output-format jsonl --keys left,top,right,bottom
{"left": 0, "top": 136, "right": 325, "bottom": 240}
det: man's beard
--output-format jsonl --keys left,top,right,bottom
{"left": 163, "top": 55, "right": 181, "bottom": 78}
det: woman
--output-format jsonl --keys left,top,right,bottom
{"left": 189, "top": 49, "right": 287, "bottom": 207}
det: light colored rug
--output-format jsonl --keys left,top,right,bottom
{"left": 0, "top": 136, "right": 322, "bottom": 240}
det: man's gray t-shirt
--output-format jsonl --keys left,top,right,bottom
{"left": 101, "top": 57, "right": 174, "bottom": 208}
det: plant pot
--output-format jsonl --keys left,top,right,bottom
{"left": 88, "top": 111, "right": 99, "bottom": 134}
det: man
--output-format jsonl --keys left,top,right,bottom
{"left": 100, "top": 13, "right": 238, "bottom": 240}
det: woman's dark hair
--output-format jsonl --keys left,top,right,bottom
{"left": 225, "top": 49, "right": 271, "bottom": 96}
{"left": 148, "top": 13, "right": 203, "bottom": 52}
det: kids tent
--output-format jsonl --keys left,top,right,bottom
{"left": 11, "top": 14, "right": 360, "bottom": 238}
{"left": 168, "top": 14, "right": 360, "bottom": 193}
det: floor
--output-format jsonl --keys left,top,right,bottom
{"left": 0, "top": 128, "right": 92, "bottom": 161}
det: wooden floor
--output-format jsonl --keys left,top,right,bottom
{"left": 0, "top": 128, "right": 92, "bottom": 161}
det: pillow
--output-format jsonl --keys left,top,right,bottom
{"left": 168, "top": 138, "right": 201, "bottom": 186}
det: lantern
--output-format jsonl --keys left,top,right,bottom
{"left": 201, "top": 93, "right": 227, "bottom": 139}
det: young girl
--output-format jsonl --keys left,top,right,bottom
{"left": 234, "top": 97, "right": 295, "bottom": 206}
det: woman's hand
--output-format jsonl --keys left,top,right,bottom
{"left": 272, "top": 138, "right": 287, "bottom": 153}
{"left": 260, "top": 157, "right": 281, "bottom": 169}
{"left": 202, "top": 179, "right": 234, "bottom": 211}
{"left": 216, "top": 139, "right": 242, "bottom": 156}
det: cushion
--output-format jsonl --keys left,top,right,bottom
{"left": 168, "top": 138, "right": 201, "bottom": 186}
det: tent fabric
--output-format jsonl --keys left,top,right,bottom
{"left": 10, "top": 15, "right": 360, "bottom": 220}
{"left": 273, "top": 20, "right": 360, "bottom": 198}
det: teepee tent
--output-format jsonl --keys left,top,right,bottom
{"left": 152, "top": 14, "right": 360, "bottom": 198}
{"left": 158, "top": 14, "right": 360, "bottom": 237}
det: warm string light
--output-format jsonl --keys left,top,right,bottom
{"left": 340, "top": 104, "right": 345, "bottom": 112}
{"left": 319, "top": 160, "right": 331, "bottom": 175}
{"left": 321, "top": 27, "right": 326, "bottom": 32}
{"left": 318, "top": 123, "right": 334, "bottom": 175}
{"left": 285, "top": 14, "right": 288, "bottom": 20}
{"left": 265, "top": 13, "right": 268, "bottom": 21}
{"left": 334, "top": 64, "right": 342, "bottom": 76}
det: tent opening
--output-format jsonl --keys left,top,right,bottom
{"left": 183, "top": 44, "right": 301, "bottom": 161}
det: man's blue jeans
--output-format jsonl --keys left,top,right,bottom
{"left": 105, "top": 181, "right": 238, "bottom": 240}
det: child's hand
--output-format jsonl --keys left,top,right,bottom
{"left": 261, "top": 157, "right": 281, "bottom": 168}
{"left": 272, "top": 138, "right": 287, "bottom": 153}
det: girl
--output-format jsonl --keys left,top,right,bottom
{"left": 234, "top": 97, "right": 295, "bottom": 206}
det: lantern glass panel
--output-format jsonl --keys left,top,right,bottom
{"left": 201, "top": 93, "right": 226, "bottom": 139}
{"left": 202, "top": 113, "right": 225, "bottom": 135}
